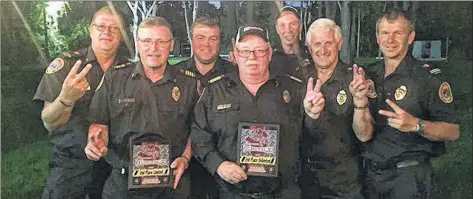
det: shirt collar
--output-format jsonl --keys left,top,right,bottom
{"left": 132, "top": 61, "right": 174, "bottom": 85}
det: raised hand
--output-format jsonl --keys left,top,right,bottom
{"left": 349, "top": 64, "right": 368, "bottom": 107}
{"left": 303, "top": 77, "right": 325, "bottom": 119}
{"left": 216, "top": 161, "right": 247, "bottom": 184}
{"left": 85, "top": 125, "right": 108, "bottom": 161}
{"left": 59, "top": 60, "right": 92, "bottom": 105}
{"left": 378, "top": 99, "right": 417, "bottom": 132}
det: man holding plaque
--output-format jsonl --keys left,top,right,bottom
{"left": 191, "top": 24, "right": 326, "bottom": 199}
{"left": 85, "top": 16, "right": 198, "bottom": 199}
{"left": 298, "top": 18, "right": 373, "bottom": 199}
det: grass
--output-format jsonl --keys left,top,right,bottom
{"left": 1, "top": 140, "right": 51, "bottom": 199}
{"left": 1, "top": 58, "right": 471, "bottom": 199}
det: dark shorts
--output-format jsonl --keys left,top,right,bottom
{"left": 102, "top": 169, "right": 190, "bottom": 199}
{"left": 363, "top": 160, "right": 434, "bottom": 199}
{"left": 41, "top": 165, "right": 92, "bottom": 199}
{"left": 41, "top": 157, "right": 111, "bottom": 199}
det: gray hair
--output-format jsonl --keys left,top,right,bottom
{"left": 138, "top": 16, "right": 173, "bottom": 39}
{"left": 305, "top": 18, "right": 342, "bottom": 45}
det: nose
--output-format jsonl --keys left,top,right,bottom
{"left": 248, "top": 51, "right": 256, "bottom": 60}
{"left": 387, "top": 33, "right": 396, "bottom": 42}
{"left": 150, "top": 41, "right": 160, "bottom": 50}
{"left": 320, "top": 46, "right": 327, "bottom": 55}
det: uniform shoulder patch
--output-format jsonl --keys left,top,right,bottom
{"left": 46, "top": 58, "right": 65, "bottom": 74}
{"left": 286, "top": 75, "right": 302, "bottom": 83}
{"left": 439, "top": 82, "right": 453, "bottom": 103}
{"left": 208, "top": 74, "right": 225, "bottom": 84}
{"left": 429, "top": 68, "right": 442, "bottom": 75}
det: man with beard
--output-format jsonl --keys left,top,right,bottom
{"left": 363, "top": 9, "right": 459, "bottom": 199}
{"left": 299, "top": 18, "right": 373, "bottom": 199}
{"left": 174, "top": 15, "right": 235, "bottom": 199}
{"left": 33, "top": 6, "right": 130, "bottom": 199}
{"left": 85, "top": 16, "right": 197, "bottom": 199}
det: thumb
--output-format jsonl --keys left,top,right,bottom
{"left": 170, "top": 159, "right": 178, "bottom": 169}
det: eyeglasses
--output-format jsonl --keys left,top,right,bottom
{"left": 137, "top": 38, "right": 172, "bottom": 48}
{"left": 92, "top": 24, "right": 120, "bottom": 34}
{"left": 235, "top": 48, "right": 269, "bottom": 58}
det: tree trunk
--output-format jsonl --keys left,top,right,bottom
{"left": 412, "top": 1, "right": 419, "bottom": 26}
{"left": 127, "top": 1, "right": 139, "bottom": 60}
{"left": 317, "top": 1, "right": 323, "bottom": 18}
{"left": 350, "top": 6, "right": 356, "bottom": 63}
{"left": 393, "top": 1, "right": 399, "bottom": 9}
{"left": 356, "top": 8, "right": 361, "bottom": 58}
{"left": 339, "top": 1, "right": 351, "bottom": 64}
{"left": 325, "top": 1, "right": 331, "bottom": 19}
{"left": 274, "top": 0, "right": 283, "bottom": 10}
{"left": 402, "top": 1, "right": 409, "bottom": 11}
{"left": 246, "top": 1, "right": 254, "bottom": 24}
{"left": 192, "top": 0, "right": 198, "bottom": 22}
{"left": 183, "top": 1, "right": 193, "bottom": 56}
{"left": 224, "top": 1, "right": 238, "bottom": 49}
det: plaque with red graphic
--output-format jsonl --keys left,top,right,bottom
{"left": 128, "top": 137, "right": 172, "bottom": 189}
{"left": 237, "top": 123, "right": 279, "bottom": 177}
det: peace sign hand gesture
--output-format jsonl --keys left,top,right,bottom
{"left": 59, "top": 60, "right": 92, "bottom": 105}
{"left": 378, "top": 99, "right": 418, "bottom": 132}
{"left": 303, "top": 77, "right": 325, "bottom": 119}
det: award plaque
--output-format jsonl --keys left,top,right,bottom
{"left": 237, "top": 122, "right": 280, "bottom": 177}
{"left": 128, "top": 136, "right": 172, "bottom": 189}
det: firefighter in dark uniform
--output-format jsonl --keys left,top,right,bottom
{"left": 270, "top": 6, "right": 311, "bottom": 77}
{"left": 33, "top": 6, "right": 130, "bottom": 199}
{"left": 191, "top": 24, "right": 326, "bottom": 199}
{"left": 362, "top": 9, "right": 460, "bottom": 199}
{"left": 298, "top": 18, "right": 373, "bottom": 199}
{"left": 173, "top": 16, "right": 236, "bottom": 199}
{"left": 85, "top": 17, "right": 197, "bottom": 199}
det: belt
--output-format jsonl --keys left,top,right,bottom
{"left": 364, "top": 159, "right": 422, "bottom": 170}
{"left": 238, "top": 192, "right": 275, "bottom": 199}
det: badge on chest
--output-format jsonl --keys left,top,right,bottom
{"left": 237, "top": 123, "right": 280, "bottom": 177}
{"left": 128, "top": 135, "right": 172, "bottom": 189}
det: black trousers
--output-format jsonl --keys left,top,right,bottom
{"left": 189, "top": 157, "right": 219, "bottom": 199}
{"left": 363, "top": 160, "right": 434, "bottom": 199}
{"left": 102, "top": 169, "right": 190, "bottom": 199}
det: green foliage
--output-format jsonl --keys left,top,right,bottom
{"left": 1, "top": 140, "right": 51, "bottom": 199}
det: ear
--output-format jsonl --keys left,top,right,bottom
{"left": 407, "top": 31, "right": 416, "bottom": 45}
{"left": 268, "top": 45, "right": 273, "bottom": 60}
{"left": 338, "top": 39, "right": 344, "bottom": 51}
{"left": 375, "top": 32, "right": 380, "bottom": 46}
{"left": 170, "top": 39, "right": 175, "bottom": 52}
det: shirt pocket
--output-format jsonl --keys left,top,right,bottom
{"left": 210, "top": 101, "right": 240, "bottom": 137}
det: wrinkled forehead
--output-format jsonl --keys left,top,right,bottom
{"left": 277, "top": 11, "right": 300, "bottom": 24}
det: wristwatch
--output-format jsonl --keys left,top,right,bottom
{"left": 415, "top": 119, "right": 426, "bottom": 135}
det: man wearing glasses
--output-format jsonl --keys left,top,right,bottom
{"left": 191, "top": 24, "right": 326, "bottom": 199}
{"left": 33, "top": 6, "right": 130, "bottom": 199}
{"left": 85, "top": 16, "right": 197, "bottom": 199}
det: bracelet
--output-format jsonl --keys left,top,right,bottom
{"left": 58, "top": 97, "right": 73, "bottom": 106}
{"left": 354, "top": 104, "right": 369, "bottom": 110}
{"left": 179, "top": 155, "right": 190, "bottom": 163}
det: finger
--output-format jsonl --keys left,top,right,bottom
{"left": 353, "top": 81, "right": 366, "bottom": 91}
{"left": 378, "top": 110, "right": 398, "bottom": 118}
{"left": 313, "top": 79, "right": 322, "bottom": 93}
{"left": 358, "top": 67, "right": 366, "bottom": 79}
{"left": 66, "top": 60, "right": 82, "bottom": 79}
{"left": 306, "top": 77, "right": 314, "bottom": 97}
{"left": 385, "top": 99, "right": 402, "bottom": 113}
{"left": 173, "top": 167, "right": 184, "bottom": 189}
{"left": 231, "top": 37, "right": 236, "bottom": 46}
{"left": 352, "top": 64, "right": 359, "bottom": 79}
{"left": 233, "top": 166, "right": 248, "bottom": 181}
{"left": 387, "top": 117, "right": 402, "bottom": 125}
{"left": 75, "top": 64, "right": 92, "bottom": 81}
{"left": 85, "top": 146, "right": 102, "bottom": 160}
